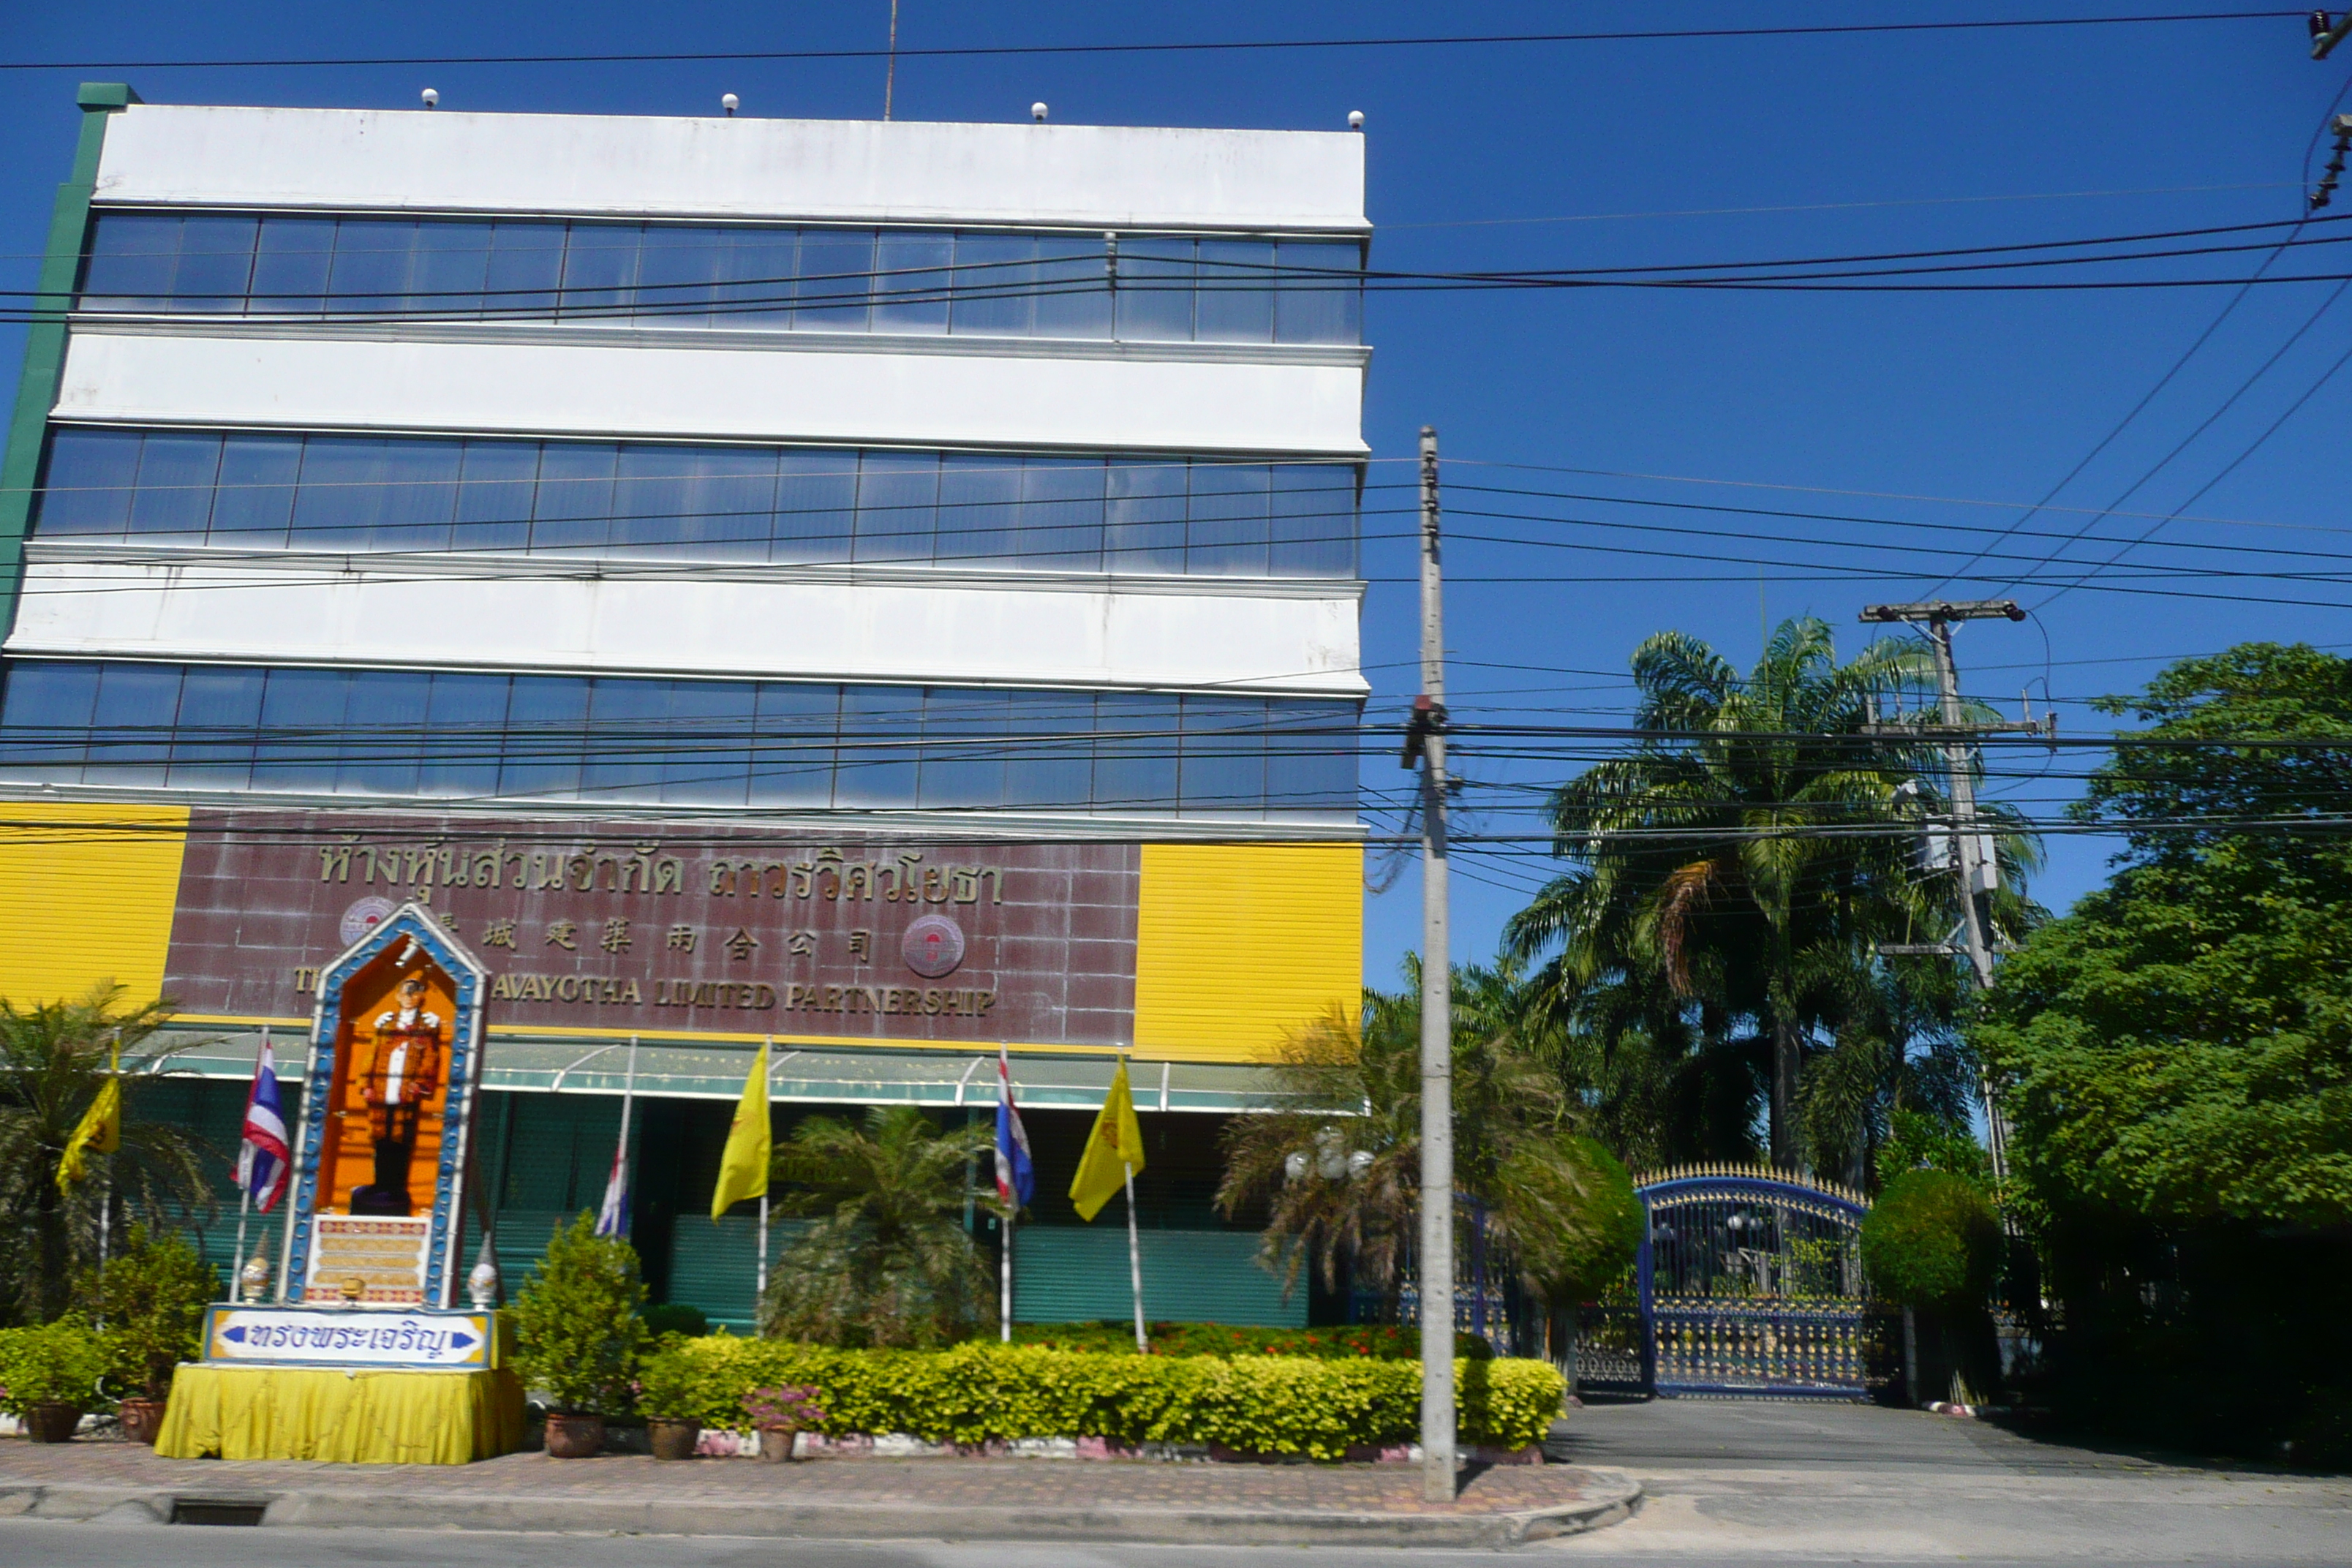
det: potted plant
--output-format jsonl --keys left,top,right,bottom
{"left": 743, "top": 1384, "right": 825, "bottom": 1463}
{"left": 635, "top": 1341, "right": 707, "bottom": 1462}
{"left": 80, "top": 1224, "right": 214, "bottom": 1445}
{"left": 508, "top": 1213, "right": 647, "bottom": 1458}
{"left": 0, "top": 1319, "right": 115, "bottom": 1443}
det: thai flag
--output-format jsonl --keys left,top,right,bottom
{"left": 993, "top": 1048, "right": 1035, "bottom": 1209}
{"left": 236, "top": 1041, "right": 290, "bottom": 1213}
{"left": 593, "top": 1138, "right": 630, "bottom": 1239}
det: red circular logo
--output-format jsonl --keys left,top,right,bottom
{"left": 901, "top": 914, "right": 967, "bottom": 979}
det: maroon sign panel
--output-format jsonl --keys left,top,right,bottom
{"left": 165, "top": 811, "right": 1140, "bottom": 1048}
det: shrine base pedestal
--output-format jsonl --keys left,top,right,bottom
{"left": 156, "top": 1363, "right": 525, "bottom": 1465}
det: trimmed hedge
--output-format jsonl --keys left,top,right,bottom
{"left": 636, "top": 1338, "right": 1561, "bottom": 1460}
{"left": 1009, "top": 1321, "right": 1492, "bottom": 1360}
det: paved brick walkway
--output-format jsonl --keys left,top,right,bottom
{"left": 0, "top": 1435, "right": 1613, "bottom": 1517}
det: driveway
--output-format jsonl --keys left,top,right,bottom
{"left": 1542, "top": 1396, "right": 2352, "bottom": 1562}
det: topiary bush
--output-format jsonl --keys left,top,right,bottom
{"left": 0, "top": 1319, "right": 116, "bottom": 1415}
{"left": 637, "top": 1337, "right": 1562, "bottom": 1459}
{"left": 509, "top": 1213, "right": 647, "bottom": 1415}
{"left": 641, "top": 1303, "right": 709, "bottom": 1340}
{"left": 1861, "top": 1169, "right": 2001, "bottom": 1308}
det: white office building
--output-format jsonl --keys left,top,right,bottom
{"left": 0, "top": 85, "right": 1371, "bottom": 1326}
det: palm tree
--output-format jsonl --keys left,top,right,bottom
{"left": 1796, "top": 954, "right": 1980, "bottom": 1188}
{"left": 0, "top": 986, "right": 214, "bottom": 1324}
{"left": 1218, "top": 960, "right": 1641, "bottom": 1315}
{"left": 1507, "top": 617, "right": 2035, "bottom": 1172}
{"left": 759, "top": 1107, "right": 998, "bottom": 1348}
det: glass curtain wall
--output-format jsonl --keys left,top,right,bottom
{"left": 0, "top": 660, "right": 1360, "bottom": 821}
{"left": 78, "top": 213, "right": 1365, "bottom": 346}
{"left": 34, "top": 429, "right": 1362, "bottom": 579}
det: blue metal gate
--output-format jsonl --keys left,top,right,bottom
{"left": 1624, "top": 1165, "right": 1877, "bottom": 1400}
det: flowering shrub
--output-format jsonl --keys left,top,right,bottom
{"left": 744, "top": 1383, "right": 826, "bottom": 1430}
{"left": 651, "top": 1336, "right": 1560, "bottom": 1460}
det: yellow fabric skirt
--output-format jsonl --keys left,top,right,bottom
{"left": 156, "top": 1364, "right": 526, "bottom": 1465}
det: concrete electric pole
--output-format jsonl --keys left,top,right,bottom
{"left": 1404, "top": 425, "right": 1455, "bottom": 1501}
{"left": 1859, "top": 598, "right": 2051, "bottom": 1182}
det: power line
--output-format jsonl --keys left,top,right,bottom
{"left": 0, "top": 12, "right": 2307, "bottom": 72}
{"left": 1986, "top": 275, "right": 2352, "bottom": 596}
{"left": 1918, "top": 86, "right": 2351, "bottom": 598}
{"left": 2027, "top": 330, "right": 2352, "bottom": 608}
{"left": 1381, "top": 181, "right": 2306, "bottom": 232}
{"left": 39, "top": 209, "right": 2350, "bottom": 304}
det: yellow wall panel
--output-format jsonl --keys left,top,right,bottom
{"left": 1133, "top": 842, "right": 1361, "bottom": 1062}
{"left": 0, "top": 800, "right": 188, "bottom": 1009}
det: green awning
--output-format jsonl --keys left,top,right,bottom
{"left": 145, "top": 1025, "right": 1295, "bottom": 1115}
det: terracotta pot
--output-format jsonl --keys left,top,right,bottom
{"left": 543, "top": 1411, "right": 606, "bottom": 1458}
{"left": 117, "top": 1397, "right": 167, "bottom": 1447}
{"left": 758, "top": 1426, "right": 799, "bottom": 1463}
{"left": 23, "top": 1402, "right": 82, "bottom": 1444}
{"left": 647, "top": 1417, "right": 701, "bottom": 1461}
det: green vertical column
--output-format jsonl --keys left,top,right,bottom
{"left": 0, "top": 83, "right": 138, "bottom": 643}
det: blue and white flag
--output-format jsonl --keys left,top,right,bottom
{"left": 595, "top": 1038, "right": 639, "bottom": 1239}
{"left": 237, "top": 1041, "right": 290, "bottom": 1213}
{"left": 993, "top": 1047, "right": 1035, "bottom": 1208}
{"left": 593, "top": 1136, "right": 630, "bottom": 1238}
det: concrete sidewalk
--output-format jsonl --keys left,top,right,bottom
{"left": 0, "top": 1439, "right": 1641, "bottom": 1548}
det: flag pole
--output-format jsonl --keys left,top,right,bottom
{"left": 616, "top": 1035, "right": 638, "bottom": 1238}
{"left": 619, "top": 1034, "right": 638, "bottom": 1151}
{"left": 1124, "top": 1159, "right": 1146, "bottom": 1353}
{"left": 998, "top": 1047, "right": 1015, "bottom": 1343}
{"left": 754, "top": 1036, "right": 772, "bottom": 1324}
{"left": 233, "top": 1024, "right": 268, "bottom": 1294}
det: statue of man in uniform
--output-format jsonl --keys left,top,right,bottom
{"left": 349, "top": 973, "right": 444, "bottom": 1217}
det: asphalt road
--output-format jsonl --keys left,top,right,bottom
{"left": 4, "top": 1399, "right": 2348, "bottom": 1567}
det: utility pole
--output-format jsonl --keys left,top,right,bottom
{"left": 1860, "top": 599, "right": 2052, "bottom": 1181}
{"left": 1403, "top": 425, "right": 1455, "bottom": 1502}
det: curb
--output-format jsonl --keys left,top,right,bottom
{"left": 0, "top": 1473, "right": 1644, "bottom": 1548}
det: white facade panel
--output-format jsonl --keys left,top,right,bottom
{"left": 7, "top": 559, "right": 1367, "bottom": 697}
{"left": 94, "top": 105, "right": 1368, "bottom": 232}
{"left": 54, "top": 330, "right": 1369, "bottom": 456}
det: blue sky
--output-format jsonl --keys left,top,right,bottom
{"left": 2, "top": 3, "right": 2342, "bottom": 990}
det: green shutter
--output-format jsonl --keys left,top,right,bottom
{"left": 480, "top": 1209, "right": 576, "bottom": 1300}
{"left": 664, "top": 1215, "right": 801, "bottom": 1332}
{"left": 1013, "top": 1227, "right": 1304, "bottom": 1327}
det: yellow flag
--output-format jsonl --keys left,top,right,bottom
{"left": 56, "top": 1051, "right": 122, "bottom": 1194}
{"left": 709, "top": 1041, "right": 772, "bottom": 1220}
{"left": 1069, "top": 1059, "right": 1147, "bottom": 1221}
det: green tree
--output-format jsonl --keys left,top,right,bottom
{"left": 0, "top": 987, "right": 212, "bottom": 1324}
{"left": 1507, "top": 617, "right": 2035, "bottom": 1172}
{"left": 1978, "top": 644, "right": 2352, "bottom": 1229}
{"left": 1217, "top": 960, "right": 1641, "bottom": 1311}
{"left": 760, "top": 1107, "right": 997, "bottom": 1348}
{"left": 1972, "top": 643, "right": 2352, "bottom": 1456}
{"left": 509, "top": 1213, "right": 647, "bottom": 1414}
